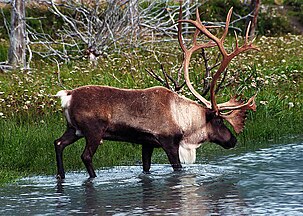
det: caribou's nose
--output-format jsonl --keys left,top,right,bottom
{"left": 223, "top": 136, "right": 237, "bottom": 149}
{"left": 229, "top": 136, "right": 237, "bottom": 148}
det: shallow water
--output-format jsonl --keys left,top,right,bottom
{"left": 1, "top": 143, "right": 303, "bottom": 215}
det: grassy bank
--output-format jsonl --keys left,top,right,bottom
{"left": 1, "top": 34, "right": 303, "bottom": 184}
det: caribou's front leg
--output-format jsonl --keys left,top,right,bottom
{"left": 162, "top": 141, "right": 182, "bottom": 171}
{"left": 142, "top": 144, "right": 154, "bottom": 174}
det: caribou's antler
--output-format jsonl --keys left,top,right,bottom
{"left": 178, "top": 3, "right": 259, "bottom": 133}
{"left": 178, "top": 5, "right": 217, "bottom": 109}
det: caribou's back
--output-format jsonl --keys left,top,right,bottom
{"left": 66, "top": 85, "right": 203, "bottom": 145}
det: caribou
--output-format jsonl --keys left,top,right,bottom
{"left": 54, "top": 6, "right": 258, "bottom": 179}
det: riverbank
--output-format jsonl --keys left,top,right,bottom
{"left": 1, "top": 34, "right": 303, "bottom": 184}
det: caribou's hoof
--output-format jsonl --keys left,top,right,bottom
{"left": 173, "top": 167, "right": 182, "bottom": 172}
{"left": 56, "top": 174, "right": 65, "bottom": 180}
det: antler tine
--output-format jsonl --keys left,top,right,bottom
{"left": 195, "top": 8, "right": 201, "bottom": 26}
{"left": 245, "top": 21, "right": 252, "bottom": 44}
{"left": 227, "top": 22, "right": 260, "bottom": 60}
{"left": 221, "top": 7, "right": 233, "bottom": 46}
{"left": 234, "top": 31, "right": 239, "bottom": 49}
{"left": 218, "top": 95, "right": 257, "bottom": 111}
{"left": 193, "top": 28, "right": 200, "bottom": 46}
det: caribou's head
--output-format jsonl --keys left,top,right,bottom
{"left": 205, "top": 109, "right": 236, "bottom": 149}
{"left": 178, "top": 6, "right": 259, "bottom": 149}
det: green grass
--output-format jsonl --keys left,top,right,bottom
{"left": 1, "top": 34, "right": 303, "bottom": 185}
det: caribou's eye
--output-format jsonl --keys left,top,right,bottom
{"left": 213, "top": 118, "right": 224, "bottom": 125}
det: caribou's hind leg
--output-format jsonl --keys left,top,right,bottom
{"left": 81, "top": 123, "right": 107, "bottom": 178}
{"left": 54, "top": 126, "right": 81, "bottom": 180}
{"left": 81, "top": 136, "right": 101, "bottom": 178}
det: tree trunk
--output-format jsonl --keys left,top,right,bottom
{"left": 249, "top": 0, "right": 261, "bottom": 38}
{"left": 8, "top": 0, "right": 26, "bottom": 69}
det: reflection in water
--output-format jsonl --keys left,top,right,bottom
{"left": 52, "top": 167, "right": 246, "bottom": 215}
{"left": 1, "top": 143, "right": 303, "bottom": 215}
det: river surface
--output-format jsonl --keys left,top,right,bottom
{"left": 1, "top": 142, "right": 303, "bottom": 215}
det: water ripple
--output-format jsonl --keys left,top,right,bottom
{"left": 1, "top": 143, "right": 303, "bottom": 215}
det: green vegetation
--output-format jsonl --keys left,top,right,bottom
{"left": 285, "top": 0, "right": 303, "bottom": 28}
{"left": 1, "top": 33, "right": 303, "bottom": 185}
{"left": 1, "top": 1, "right": 303, "bottom": 185}
{"left": 200, "top": 0, "right": 302, "bottom": 36}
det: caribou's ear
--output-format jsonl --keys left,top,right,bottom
{"left": 222, "top": 96, "right": 257, "bottom": 134}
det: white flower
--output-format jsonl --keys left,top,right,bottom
{"left": 288, "top": 102, "right": 294, "bottom": 108}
